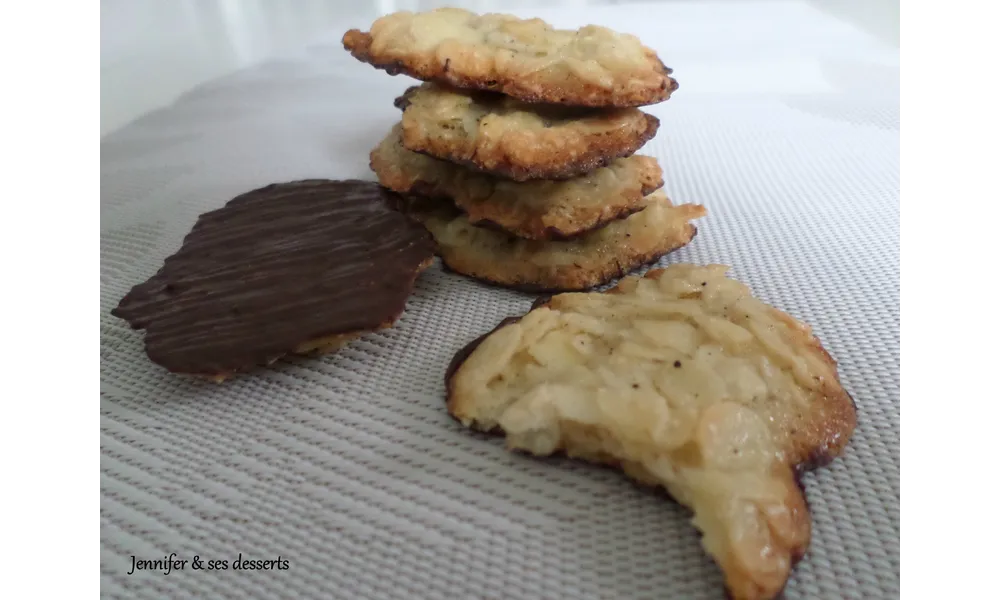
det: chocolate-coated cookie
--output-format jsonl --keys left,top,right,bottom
{"left": 111, "top": 180, "right": 434, "bottom": 380}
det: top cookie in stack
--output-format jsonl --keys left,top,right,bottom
{"left": 343, "top": 7, "right": 706, "bottom": 292}
{"left": 343, "top": 7, "right": 677, "bottom": 107}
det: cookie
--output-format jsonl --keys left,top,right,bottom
{"left": 111, "top": 180, "right": 435, "bottom": 381}
{"left": 394, "top": 83, "right": 660, "bottom": 181}
{"left": 445, "top": 264, "right": 857, "bottom": 600}
{"left": 371, "top": 124, "right": 664, "bottom": 240}
{"left": 343, "top": 7, "right": 677, "bottom": 107}
{"left": 397, "top": 190, "right": 704, "bottom": 292}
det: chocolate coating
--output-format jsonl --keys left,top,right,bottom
{"left": 111, "top": 179, "right": 435, "bottom": 377}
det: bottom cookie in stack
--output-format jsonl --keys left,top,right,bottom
{"left": 393, "top": 190, "right": 705, "bottom": 292}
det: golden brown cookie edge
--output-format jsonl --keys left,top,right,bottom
{"left": 343, "top": 29, "right": 678, "bottom": 108}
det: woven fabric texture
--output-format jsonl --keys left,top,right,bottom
{"left": 100, "top": 2, "right": 899, "bottom": 598}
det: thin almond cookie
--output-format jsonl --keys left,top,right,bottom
{"left": 110, "top": 180, "right": 434, "bottom": 381}
{"left": 394, "top": 83, "right": 660, "bottom": 181}
{"left": 372, "top": 123, "right": 663, "bottom": 240}
{"left": 397, "top": 190, "right": 704, "bottom": 292}
{"left": 445, "top": 264, "right": 857, "bottom": 600}
{"left": 343, "top": 7, "right": 677, "bottom": 108}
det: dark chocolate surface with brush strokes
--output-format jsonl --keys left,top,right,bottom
{"left": 112, "top": 179, "right": 435, "bottom": 377}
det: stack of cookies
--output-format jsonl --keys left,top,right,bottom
{"left": 344, "top": 7, "right": 706, "bottom": 291}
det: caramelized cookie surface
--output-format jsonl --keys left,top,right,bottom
{"left": 446, "top": 264, "right": 857, "bottom": 599}
{"left": 343, "top": 8, "right": 677, "bottom": 107}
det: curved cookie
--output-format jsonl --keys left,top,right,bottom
{"left": 395, "top": 83, "right": 660, "bottom": 181}
{"left": 111, "top": 180, "right": 434, "bottom": 380}
{"left": 399, "top": 190, "right": 704, "bottom": 292}
{"left": 371, "top": 124, "right": 664, "bottom": 240}
{"left": 343, "top": 8, "right": 677, "bottom": 107}
{"left": 446, "top": 264, "right": 857, "bottom": 600}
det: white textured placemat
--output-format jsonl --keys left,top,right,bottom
{"left": 100, "top": 2, "right": 899, "bottom": 598}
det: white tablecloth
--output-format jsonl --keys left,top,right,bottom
{"left": 100, "top": 2, "right": 900, "bottom": 597}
